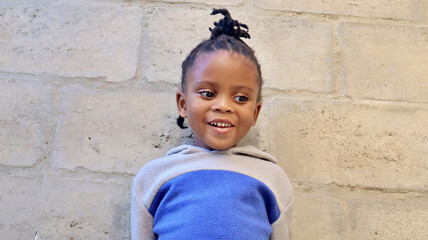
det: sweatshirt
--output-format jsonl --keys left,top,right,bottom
{"left": 131, "top": 144, "right": 294, "bottom": 240}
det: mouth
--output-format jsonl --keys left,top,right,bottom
{"left": 207, "top": 119, "right": 234, "bottom": 128}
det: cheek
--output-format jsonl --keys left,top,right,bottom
{"left": 186, "top": 102, "right": 206, "bottom": 121}
{"left": 240, "top": 107, "right": 257, "bottom": 123}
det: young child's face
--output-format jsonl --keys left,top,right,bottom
{"left": 176, "top": 50, "right": 262, "bottom": 150}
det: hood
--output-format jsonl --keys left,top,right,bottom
{"left": 166, "top": 144, "right": 278, "bottom": 164}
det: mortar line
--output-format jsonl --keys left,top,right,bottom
{"left": 293, "top": 180, "right": 428, "bottom": 195}
{"left": 261, "top": 90, "right": 428, "bottom": 108}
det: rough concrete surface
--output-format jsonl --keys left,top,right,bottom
{"left": 0, "top": 79, "right": 51, "bottom": 167}
{"left": 0, "top": 0, "right": 142, "bottom": 82}
{"left": 264, "top": 98, "right": 428, "bottom": 190}
{"left": 252, "top": 16, "right": 334, "bottom": 92}
{"left": 0, "top": 0, "right": 427, "bottom": 239}
{"left": 339, "top": 22, "right": 428, "bottom": 102}
{"left": 52, "top": 88, "right": 192, "bottom": 174}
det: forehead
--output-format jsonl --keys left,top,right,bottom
{"left": 187, "top": 50, "right": 260, "bottom": 88}
{"left": 193, "top": 50, "right": 257, "bottom": 72}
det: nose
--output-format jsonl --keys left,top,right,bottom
{"left": 212, "top": 95, "right": 233, "bottom": 113}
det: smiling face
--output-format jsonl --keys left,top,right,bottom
{"left": 176, "top": 50, "right": 262, "bottom": 150}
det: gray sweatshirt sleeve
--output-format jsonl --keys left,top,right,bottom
{"left": 131, "top": 189, "right": 155, "bottom": 240}
{"left": 270, "top": 196, "right": 294, "bottom": 240}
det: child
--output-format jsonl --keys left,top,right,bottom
{"left": 131, "top": 9, "right": 294, "bottom": 240}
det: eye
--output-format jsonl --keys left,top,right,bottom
{"left": 234, "top": 95, "right": 248, "bottom": 102}
{"left": 200, "top": 91, "right": 215, "bottom": 98}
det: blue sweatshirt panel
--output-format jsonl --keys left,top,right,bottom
{"left": 148, "top": 170, "right": 281, "bottom": 240}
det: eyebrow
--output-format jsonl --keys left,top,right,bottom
{"left": 194, "top": 79, "right": 218, "bottom": 87}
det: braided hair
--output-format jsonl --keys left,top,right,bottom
{"left": 177, "top": 8, "right": 262, "bottom": 129}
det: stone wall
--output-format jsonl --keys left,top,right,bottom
{"left": 1, "top": 0, "right": 427, "bottom": 239}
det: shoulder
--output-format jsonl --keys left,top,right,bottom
{"left": 132, "top": 145, "right": 185, "bottom": 190}
{"left": 132, "top": 144, "right": 208, "bottom": 207}
{"left": 228, "top": 146, "right": 294, "bottom": 211}
{"left": 133, "top": 144, "right": 206, "bottom": 184}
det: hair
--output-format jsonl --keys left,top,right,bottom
{"left": 177, "top": 8, "right": 262, "bottom": 129}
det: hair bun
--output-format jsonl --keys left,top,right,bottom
{"left": 209, "top": 8, "right": 250, "bottom": 40}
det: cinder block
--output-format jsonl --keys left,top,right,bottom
{"left": 52, "top": 88, "right": 192, "bottom": 174}
{"left": 262, "top": 98, "right": 428, "bottom": 190}
{"left": 0, "top": 0, "right": 142, "bottom": 82}
{"left": 250, "top": 17, "right": 334, "bottom": 92}
{"left": 254, "top": 0, "right": 424, "bottom": 21}
{"left": 37, "top": 176, "right": 130, "bottom": 240}
{"left": 141, "top": 7, "right": 214, "bottom": 84}
{"left": 339, "top": 22, "right": 428, "bottom": 102}
{"left": 0, "top": 176, "right": 44, "bottom": 239}
{"left": 347, "top": 196, "right": 428, "bottom": 240}
{"left": 0, "top": 79, "right": 50, "bottom": 167}
{"left": 291, "top": 191, "right": 344, "bottom": 240}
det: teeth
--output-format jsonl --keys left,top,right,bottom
{"left": 210, "top": 122, "right": 232, "bottom": 127}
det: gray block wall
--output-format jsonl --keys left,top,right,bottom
{"left": 1, "top": 0, "right": 427, "bottom": 239}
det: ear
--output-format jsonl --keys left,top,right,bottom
{"left": 176, "top": 90, "right": 187, "bottom": 118}
{"left": 251, "top": 101, "right": 262, "bottom": 126}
